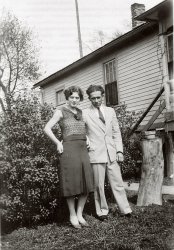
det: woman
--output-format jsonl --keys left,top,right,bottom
{"left": 44, "top": 86, "right": 93, "bottom": 229}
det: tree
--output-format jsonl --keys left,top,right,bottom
{"left": 111, "top": 30, "right": 124, "bottom": 40}
{"left": 83, "top": 19, "right": 132, "bottom": 55}
{"left": 83, "top": 30, "right": 108, "bottom": 52}
{"left": 83, "top": 29, "right": 124, "bottom": 54}
{"left": 0, "top": 12, "right": 40, "bottom": 112}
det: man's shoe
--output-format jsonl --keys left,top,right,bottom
{"left": 125, "top": 213, "right": 132, "bottom": 217}
{"left": 120, "top": 213, "right": 132, "bottom": 218}
{"left": 96, "top": 215, "right": 108, "bottom": 221}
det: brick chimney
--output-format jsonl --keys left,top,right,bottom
{"left": 131, "top": 3, "right": 145, "bottom": 28}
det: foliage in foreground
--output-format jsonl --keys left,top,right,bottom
{"left": 114, "top": 104, "right": 143, "bottom": 179}
{"left": 0, "top": 95, "right": 61, "bottom": 225}
{"left": 1, "top": 200, "right": 174, "bottom": 250}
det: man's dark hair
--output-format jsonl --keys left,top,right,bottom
{"left": 86, "top": 85, "right": 105, "bottom": 97}
{"left": 64, "top": 86, "right": 84, "bottom": 101}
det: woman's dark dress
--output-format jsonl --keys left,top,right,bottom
{"left": 59, "top": 107, "right": 94, "bottom": 197}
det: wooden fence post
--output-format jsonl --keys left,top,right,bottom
{"left": 137, "top": 131, "right": 164, "bottom": 206}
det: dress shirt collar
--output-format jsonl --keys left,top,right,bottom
{"left": 91, "top": 104, "right": 105, "bottom": 119}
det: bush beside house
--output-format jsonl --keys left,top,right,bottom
{"left": 114, "top": 105, "right": 142, "bottom": 180}
{"left": 0, "top": 95, "right": 61, "bottom": 227}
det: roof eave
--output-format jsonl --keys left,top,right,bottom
{"left": 135, "top": 0, "right": 172, "bottom": 22}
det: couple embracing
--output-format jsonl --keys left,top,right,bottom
{"left": 44, "top": 84, "right": 132, "bottom": 229}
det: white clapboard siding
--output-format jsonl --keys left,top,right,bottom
{"left": 119, "top": 65, "right": 162, "bottom": 83}
{"left": 119, "top": 75, "right": 162, "bottom": 91}
{"left": 118, "top": 42, "right": 160, "bottom": 63}
{"left": 121, "top": 88, "right": 163, "bottom": 102}
{"left": 120, "top": 78, "right": 163, "bottom": 93}
{"left": 119, "top": 60, "right": 162, "bottom": 78}
{"left": 118, "top": 36, "right": 161, "bottom": 63}
{"left": 119, "top": 52, "right": 160, "bottom": 71}
{"left": 117, "top": 32, "right": 163, "bottom": 126}
{"left": 43, "top": 61, "right": 104, "bottom": 109}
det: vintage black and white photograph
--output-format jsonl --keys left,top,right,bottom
{"left": 0, "top": 0, "right": 173, "bottom": 249}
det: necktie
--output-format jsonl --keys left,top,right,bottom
{"left": 97, "top": 107, "right": 105, "bottom": 124}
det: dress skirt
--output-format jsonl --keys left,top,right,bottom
{"left": 59, "top": 134, "right": 94, "bottom": 197}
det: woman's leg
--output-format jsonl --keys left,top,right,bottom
{"left": 77, "top": 195, "right": 88, "bottom": 223}
{"left": 66, "top": 197, "right": 80, "bottom": 226}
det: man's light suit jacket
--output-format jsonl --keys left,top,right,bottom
{"left": 83, "top": 105, "right": 123, "bottom": 163}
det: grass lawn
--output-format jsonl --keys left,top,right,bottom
{"left": 1, "top": 193, "right": 174, "bottom": 250}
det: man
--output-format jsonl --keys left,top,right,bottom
{"left": 83, "top": 85, "right": 132, "bottom": 221}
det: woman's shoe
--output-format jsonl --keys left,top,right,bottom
{"left": 70, "top": 216, "right": 82, "bottom": 229}
{"left": 77, "top": 216, "right": 90, "bottom": 227}
{"left": 70, "top": 222, "right": 82, "bottom": 229}
{"left": 79, "top": 221, "right": 90, "bottom": 227}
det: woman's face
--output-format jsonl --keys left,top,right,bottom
{"left": 67, "top": 92, "right": 80, "bottom": 108}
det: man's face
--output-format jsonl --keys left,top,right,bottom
{"left": 89, "top": 91, "right": 103, "bottom": 108}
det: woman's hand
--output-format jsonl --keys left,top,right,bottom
{"left": 86, "top": 136, "right": 90, "bottom": 149}
{"left": 57, "top": 141, "right": 63, "bottom": 154}
{"left": 116, "top": 152, "right": 124, "bottom": 162}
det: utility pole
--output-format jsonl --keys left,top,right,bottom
{"left": 75, "top": 0, "right": 83, "bottom": 58}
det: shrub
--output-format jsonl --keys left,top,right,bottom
{"left": 0, "top": 94, "right": 61, "bottom": 226}
{"left": 113, "top": 104, "right": 143, "bottom": 179}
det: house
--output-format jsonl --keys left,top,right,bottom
{"left": 34, "top": 0, "right": 173, "bottom": 129}
{"left": 34, "top": 0, "right": 173, "bottom": 181}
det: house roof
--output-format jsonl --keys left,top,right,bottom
{"left": 135, "top": 0, "right": 172, "bottom": 22}
{"left": 34, "top": 0, "right": 169, "bottom": 89}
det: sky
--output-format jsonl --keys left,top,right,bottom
{"left": 0, "top": 0, "right": 163, "bottom": 79}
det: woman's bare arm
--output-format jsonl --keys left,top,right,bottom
{"left": 44, "top": 109, "right": 63, "bottom": 153}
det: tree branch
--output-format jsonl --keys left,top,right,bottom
{"left": 0, "top": 68, "right": 7, "bottom": 96}
{"left": 82, "top": 41, "right": 94, "bottom": 52}
{"left": 0, "top": 81, "right": 7, "bottom": 95}
{"left": 3, "top": 41, "right": 12, "bottom": 92}
{"left": 0, "top": 97, "right": 6, "bottom": 113}
{"left": 12, "top": 50, "right": 20, "bottom": 93}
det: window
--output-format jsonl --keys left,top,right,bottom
{"left": 56, "top": 88, "right": 65, "bottom": 106}
{"left": 166, "top": 27, "right": 173, "bottom": 79}
{"left": 40, "top": 88, "right": 45, "bottom": 105}
{"left": 104, "top": 59, "right": 118, "bottom": 106}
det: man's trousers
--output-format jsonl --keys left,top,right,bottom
{"left": 92, "top": 159, "right": 132, "bottom": 216}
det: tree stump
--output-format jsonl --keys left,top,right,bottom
{"left": 137, "top": 131, "right": 164, "bottom": 206}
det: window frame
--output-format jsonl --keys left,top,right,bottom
{"left": 40, "top": 88, "right": 45, "bottom": 105}
{"left": 166, "top": 27, "right": 173, "bottom": 80}
{"left": 103, "top": 58, "right": 119, "bottom": 106}
{"left": 167, "top": 32, "right": 173, "bottom": 63}
{"left": 55, "top": 85, "right": 66, "bottom": 106}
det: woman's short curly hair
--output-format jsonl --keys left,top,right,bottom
{"left": 86, "top": 85, "right": 105, "bottom": 97}
{"left": 64, "top": 86, "right": 84, "bottom": 101}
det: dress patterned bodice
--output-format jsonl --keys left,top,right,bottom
{"left": 59, "top": 107, "right": 86, "bottom": 139}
